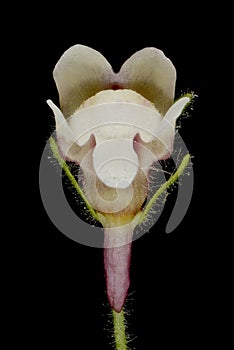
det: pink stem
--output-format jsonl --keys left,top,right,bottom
{"left": 104, "top": 225, "right": 133, "bottom": 313}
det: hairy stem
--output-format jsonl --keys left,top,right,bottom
{"left": 139, "top": 153, "right": 190, "bottom": 224}
{"left": 112, "top": 308, "right": 128, "bottom": 350}
{"left": 49, "top": 136, "right": 99, "bottom": 221}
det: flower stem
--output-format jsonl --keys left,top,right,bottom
{"left": 112, "top": 308, "right": 128, "bottom": 350}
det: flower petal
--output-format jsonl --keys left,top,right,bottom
{"left": 80, "top": 150, "right": 148, "bottom": 215}
{"left": 68, "top": 101, "right": 162, "bottom": 146}
{"left": 164, "top": 96, "right": 190, "bottom": 124}
{"left": 117, "top": 48, "right": 176, "bottom": 115}
{"left": 134, "top": 96, "right": 191, "bottom": 170}
{"left": 157, "top": 96, "right": 190, "bottom": 149}
{"left": 47, "top": 99, "right": 95, "bottom": 163}
{"left": 53, "top": 44, "right": 114, "bottom": 118}
{"left": 92, "top": 138, "right": 139, "bottom": 189}
{"left": 67, "top": 100, "right": 162, "bottom": 186}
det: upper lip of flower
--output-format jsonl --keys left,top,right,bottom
{"left": 47, "top": 45, "right": 190, "bottom": 190}
{"left": 52, "top": 44, "right": 176, "bottom": 117}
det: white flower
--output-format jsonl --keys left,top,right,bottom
{"left": 48, "top": 44, "right": 189, "bottom": 219}
{"left": 47, "top": 45, "right": 190, "bottom": 312}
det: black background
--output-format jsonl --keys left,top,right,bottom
{"left": 10, "top": 3, "right": 224, "bottom": 349}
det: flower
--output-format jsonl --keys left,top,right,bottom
{"left": 47, "top": 45, "right": 190, "bottom": 312}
